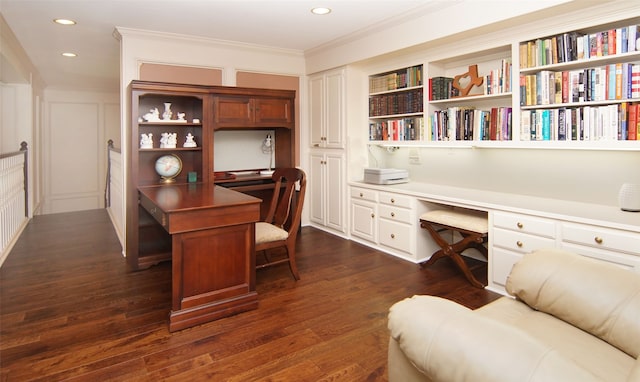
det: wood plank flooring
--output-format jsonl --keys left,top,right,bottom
{"left": 0, "top": 209, "right": 500, "bottom": 381}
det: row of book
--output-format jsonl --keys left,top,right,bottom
{"left": 428, "top": 107, "right": 513, "bottom": 141}
{"left": 369, "top": 118, "right": 424, "bottom": 141}
{"left": 369, "top": 65, "right": 423, "bottom": 93}
{"left": 520, "top": 25, "right": 639, "bottom": 69}
{"left": 429, "top": 59, "right": 512, "bottom": 100}
{"left": 520, "top": 103, "right": 639, "bottom": 141}
{"left": 369, "top": 89, "right": 423, "bottom": 117}
{"left": 520, "top": 63, "right": 640, "bottom": 106}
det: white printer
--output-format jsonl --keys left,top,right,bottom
{"left": 363, "top": 168, "right": 409, "bottom": 185}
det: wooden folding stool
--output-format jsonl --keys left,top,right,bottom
{"left": 419, "top": 209, "right": 488, "bottom": 288}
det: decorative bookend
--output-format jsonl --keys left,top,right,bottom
{"left": 452, "top": 64, "right": 484, "bottom": 97}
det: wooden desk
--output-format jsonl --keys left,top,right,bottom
{"left": 138, "top": 183, "right": 261, "bottom": 332}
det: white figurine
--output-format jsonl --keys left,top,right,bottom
{"left": 142, "top": 108, "right": 161, "bottom": 122}
{"left": 160, "top": 132, "right": 177, "bottom": 148}
{"left": 183, "top": 133, "right": 197, "bottom": 148}
{"left": 140, "top": 133, "right": 153, "bottom": 149}
{"left": 159, "top": 132, "right": 169, "bottom": 148}
{"left": 177, "top": 112, "right": 186, "bottom": 121}
{"left": 167, "top": 132, "right": 177, "bottom": 148}
{"left": 162, "top": 102, "right": 173, "bottom": 121}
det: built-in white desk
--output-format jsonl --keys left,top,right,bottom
{"left": 349, "top": 181, "right": 640, "bottom": 295}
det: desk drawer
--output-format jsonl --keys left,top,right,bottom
{"left": 139, "top": 194, "right": 167, "bottom": 229}
{"left": 561, "top": 222, "right": 640, "bottom": 255}
{"left": 351, "top": 187, "right": 378, "bottom": 202}
{"left": 493, "top": 212, "right": 556, "bottom": 238}
{"left": 379, "top": 192, "right": 412, "bottom": 208}
{"left": 379, "top": 220, "right": 412, "bottom": 253}
{"left": 492, "top": 228, "right": 555, "bottom": 254}
{"left": 379, "top": 204, "right": 412, "bottom": 224}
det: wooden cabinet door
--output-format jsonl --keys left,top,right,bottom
{"left": 214, "top": 96, "right": 252, "bottom": 125}
{"left": 254, "top": 97, "right": 292, "bottom": 125}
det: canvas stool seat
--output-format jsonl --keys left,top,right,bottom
{"left": 419, "top": 209, "right": 488, "bottom": 288}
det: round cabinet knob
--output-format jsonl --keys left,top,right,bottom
{"left": 359, "top": 192, "right": 363, "bottom": 197}
{"left": 517, "top": 222, "right": 524, "bottom": 229}
{"left": 390, "top": 198, "right": 395, "bottom": 203}
{"left": 594, "top": 236, "right": 603, "bottom": 244}
{"left": 390, "top": 212, "right": 395, "bottom": 217}
{"left": 516, "top": 240, "right": 523, "bottom": 247}
{"left": 370, "top": 213, "right": 375, "bottom": 218}
{"left": 390, "top": 234, "right": 395, "bottom": 239}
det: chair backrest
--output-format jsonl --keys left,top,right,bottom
{"left": 264, "top": 168, "right": 306, "bottom": 233}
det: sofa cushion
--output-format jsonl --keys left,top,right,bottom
{"left": 506, "top": 248, "right": 640, "bottom": 358}
{"left": 477, "top": 297, "right": 635, "bottom": 382}
{"left": 628, "top": 356, "right": 640, "bottom": 382}
{"left": 388, "top": 295, "right": 602, "bottom": 382}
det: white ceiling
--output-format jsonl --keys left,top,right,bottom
{"left": 0, "top": 0, "right": 433, "bottom": 92}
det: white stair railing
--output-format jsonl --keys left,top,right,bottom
{"left": 0, "top": 142, "right": 28, "bottom": 266}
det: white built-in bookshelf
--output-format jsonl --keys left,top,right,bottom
{"left": 368, "top": 17, "right": 640, "bottom": 151}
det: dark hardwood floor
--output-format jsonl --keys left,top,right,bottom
{"left": 1, "top": 209, "right": 500, "bottom": 381}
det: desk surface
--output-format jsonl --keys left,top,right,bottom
{"left": 351, "top": 181, "right": 640, "bottom": 232}
{"left": 138, "top": 183, "right": 260, "bottom": 212}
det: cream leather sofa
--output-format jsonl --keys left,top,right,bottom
{"left": 387, "top": 248, "right": 640, "bottom": 382}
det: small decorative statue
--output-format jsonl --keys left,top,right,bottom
{"left": 142, "top": 108, "right": 161, "bottom": 122}
{"left": 160, "top": 132, "right": 177, "bottom": 148}
{"left": 162, "top": 102, "right": 173, "bottom": 121}
{"left": 140, "top": 133, "right": 153, "bottom": 149}
{"left": 177, "top": 112, "right": 186, "bottom": 122}
{"left": 183, "top": 133, "right": 197, "bottom": 148}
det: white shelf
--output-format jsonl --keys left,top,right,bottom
{"left": 430, "top": 92, "right": 512, "bottom": 105}
{"left": 519, "top": 51, "right": 640, "bottom": 75}
{"left": 368, "top": 139, "right": 640, "bottom": 151}
{"left": 369, "top": 85, "right": 423, "bottom": 97}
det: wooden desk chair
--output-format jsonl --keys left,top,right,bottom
{"left": 255, "top": 168, "right": 307, "bottom": 280}
{"left": 419, "top": 209, "right": 488, "bottom": 288}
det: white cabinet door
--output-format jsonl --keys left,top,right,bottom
{"left": 309, "top": 152, "right": 325, "bottom": 225}
{"left": 325, "top": 69, "right": 344, "bottom": 149}
{"left": 351, "top": 199, "right": 377, "bottom": 242}
{"left": 325, "top": 152, "right": 344, "bottom": 231}
{"left": 308, "top": 68, "right": 344, "bottom": 148}
{"left": 309, "top": 75, "right": 325, "bottom": 148}
{"left": 309, "top": 151, "right": 345, "bottom": 233}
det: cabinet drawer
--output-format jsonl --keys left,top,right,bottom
{"left": 379, "top": 220, "right": 412, "bottom": 253}
{"left": 491, "top": 247, "right": 523, "bottom": 288}
{"left": 560, "top": 242, "right": 640, "bottom": 271}
{"left": 492, "top": 228, "right": 555, "bottom": 254}
{"left": 351, "top": 187, "right": 378, "bottom": 202}
{"left": 493, "top": 212, "right": 556, "bottom": 238}
{"left": 379, "top": 192, "right": 412, "bottom": 208}
{"left": 379, "top": 204, "right": 413, "bottom": 224}
{"left": 561, "top": 223, "right": 640, "bottom": 255}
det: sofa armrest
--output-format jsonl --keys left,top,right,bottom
{"left": 388, "top": 295, "right": 603, "bottom": 382}
{"left": 506, "top": 248, "right": 640, "bottom": 358}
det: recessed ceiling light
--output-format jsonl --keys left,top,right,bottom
{"left": 311, "top": 7, "right": 331, "bottom": 15}
{"left": 62, "top": 52, "right": 77, "bottom": 58}
{"left": 54, "top": 18, "right": 76, "bottom": 25}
